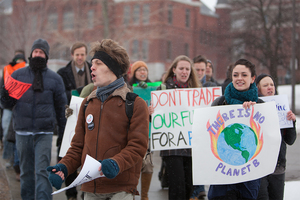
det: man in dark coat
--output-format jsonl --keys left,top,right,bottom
{"left": 0, "top": 38, "right": 67, "bottom": 200}
{"left": 57, "top": 42, "right": 92, "bottom": 104}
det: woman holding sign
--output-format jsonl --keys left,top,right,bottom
{"left": 150, "top": 55, "right": 199, "bottom": 200}
{"left": 208, "top": 59, "right": 263, "bottom": 200}
{"left": 128, "top": 61, "right": 151, "bottom": 87}
{"left": 129, "top": 61, "right": 153, "bottom": 200}
{"left": 256, "top": 74, "right": 296, "bottom": 200}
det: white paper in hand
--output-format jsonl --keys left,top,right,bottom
{"left": 52, "top": 154, "right": 105, "bottom": 195}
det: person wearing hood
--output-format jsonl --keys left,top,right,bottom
{"left": 0, "top": 38, "right": 67, "bottom": 200}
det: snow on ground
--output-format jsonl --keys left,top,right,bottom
{"left": 284, "top": 181, "right": 300, "bottom": 200}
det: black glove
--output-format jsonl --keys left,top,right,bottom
{"left": 0, "top": 86, "right": 10, "bottom": 100}
{"left": 138, "top": 81, "right": 148, "bottom": 88}
{"left": 0, "top": 86, "right": 17, "bottom": 109}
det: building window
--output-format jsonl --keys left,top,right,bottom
{"left": 123, "top": 6, "right": 130, "bottom": 25}
{"left": 143, "top": 4, "right": 150, "bottom": 24}
{"left": 31, "top": 15, "right": 37, "bottom": 32}
{"left": 168, "top": 5, "right": 173, "bottom": 24}
{"left": 123, "top": 41, "right": 129, "bottom": 52}
{"left": 132, "top": 40, "right": 139, "bottom": 60}
{"left": 184, "top": 43, "right": 189, "bottom": 57}
{"left": 142, "top": 40, "right": 149, "bottom": 60}
{"left": 133, "top": 5, "right": 140, "bottom": 25}
{"left": 47, "top": 13, "right": 58, "bottom": 30}
{"left": 200, "top": 29, "right": 210, "bottom": 45}
{"left": 185, "top": 9, "right": 190, "bottom": 28}
{"left": 63, "top": 8, "right": 74, "bottom": 30}
{"left": 87, "top": 10, "right": 94, "bottom": 29}
{"left": 167, "top": 41, "right": 172, "bottom": 60}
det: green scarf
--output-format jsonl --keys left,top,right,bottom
{"left": 224, "top": 82, "right": 258, "bottom": 105}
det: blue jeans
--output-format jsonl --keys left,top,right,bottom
{"left": 13, "top": 143, "right": 19, "bottom": 167}
{"left": 2, "top": 109, "right": 13, "bottom": 160}
{"left": 16, "top": 134, "right": 53, "bottom": 200}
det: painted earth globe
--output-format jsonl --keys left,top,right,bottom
{"left": 217, "top": 123, "right": 258, "bottom": 166}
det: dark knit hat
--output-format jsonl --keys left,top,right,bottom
{"left": 255, "top": 73, "right": 273, "bottom": 85}
{"left": 31, "top": 38, "right": 50, "bottom": 59}
{"left": 255, "top": 73, "right": 277, "bottom": 95}
{"left": 13, "top": 54, "right": 26, "bottom": 62}
{"left": 207, "top": 59, "right": 214, "bottom": 71}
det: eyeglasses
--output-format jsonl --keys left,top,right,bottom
{"left": 136, "top": 68, "right": 147, "bottom": 72}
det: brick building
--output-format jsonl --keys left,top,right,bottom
{"left": 0, "top": 0, "right": 231, "bottom": 82}
{"left": 0, "top": 0, "right": 299, "bottom": 83}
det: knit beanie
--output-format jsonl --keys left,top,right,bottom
{"left": 13, "top": 54, "right": 26, "bottom": 62}
{"left": 255, "top": 73, "right": 273, "bottom": 85}
{"left": 207, "top": 59, "right": 214, "bottom": 71}
{"left": 131, "top": 61, "right": 148, "bottom": 76}
{"left": 255, "top": 73, "right": 277, "bottom": 96}
{"left": 31, "top": 38, "right": 50, "bottom": 59}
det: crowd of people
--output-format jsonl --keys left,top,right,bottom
{"left": 0, "top": 38, "right": 296, "bottom": 200}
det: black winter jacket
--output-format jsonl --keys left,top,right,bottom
{"left": 159, "top": 77, "right": 192, "bottom": 157}
{"left": 0, "top": 66, "right": 67, "bottom": 138}
{"left": 275, "top": 119, "right": 296, "bottom": 174}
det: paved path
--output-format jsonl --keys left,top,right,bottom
{"left": 1, "top": 129, "right": 300, "bottom": 200}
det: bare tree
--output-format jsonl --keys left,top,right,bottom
{"left": 229, "top": 0, "right": 300, "bottom": 86}
{"left": 0, "top": 1, "right": 52, "bottom": 64}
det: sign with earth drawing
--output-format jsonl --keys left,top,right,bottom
{"left": 150, "top": 87, "right": 222, "bottom": 151}
{"left": 192, "top": 101, "right": 282, "bottom": 185}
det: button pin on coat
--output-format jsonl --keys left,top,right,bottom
{"left": 86, "top": 114, "right": 94, "bottom": 130}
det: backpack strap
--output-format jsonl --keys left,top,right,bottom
{"left": 83, "top": 92, "right": 138, "bottom": 132}
{"left": 83, "top": 99, "right": 90, "bottom": 114}
{"left": 125, "top": 92, "right": 138, "bottom": 123}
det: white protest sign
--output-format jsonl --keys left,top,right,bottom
{"left": 192, "top": 102, "right": 281, "bottom": 185}
{"left": 151, "top": 87, "right": 222, "bottom": 151}
{"left": 260, "top": 94, "right": 293, "bottom": 129}
{"left": 52, "top": 154, "right": 104, "bottom": 195}
{"left": 59, "top": 96, "right": 84, "bottom": 157}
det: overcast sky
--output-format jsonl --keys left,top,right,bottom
{"left": 201, "top": 0, "right": 217, "bottom": 11}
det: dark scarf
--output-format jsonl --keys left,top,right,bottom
{"left": 224, "top": 82, "right": 258, "bottom": 105}
{"left": 173, "top": 76, "right": 188, "bottom": 88}
{"left": 29, "top": 57, "right": 47, "bottom": 92}
{"left": 96, "top": 77, "right": 125, "bottom": 102}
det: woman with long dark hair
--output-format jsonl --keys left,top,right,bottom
{"left": 208, "top": 58, "right": 262, "bottom": 200}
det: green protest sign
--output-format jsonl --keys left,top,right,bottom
{"left": 132, "top": 81, "right": 162, "bottom": 106}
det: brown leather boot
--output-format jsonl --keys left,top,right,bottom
{"left": 141, "top": 172, "right": 153, "bottom": 200}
